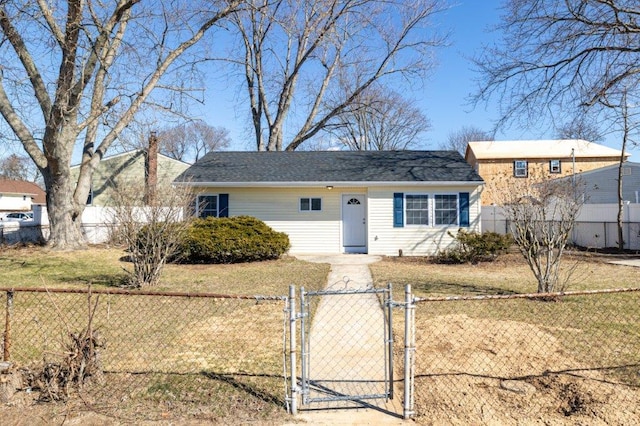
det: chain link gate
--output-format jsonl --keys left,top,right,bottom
{"left": 299, "top": 283, "right": 394, "bottom": 405}
{"left": 287, "top": 283, "right": 416, "bottom": 419}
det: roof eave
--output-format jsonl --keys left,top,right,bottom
{"left": 174, "top": 180, "right": 484, "bottom": 188}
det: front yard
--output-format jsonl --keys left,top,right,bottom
{"left": 0, "top": 246, "right": 638, "bottom": 424}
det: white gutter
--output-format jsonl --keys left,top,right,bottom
{"left": 175, "top": 180, "right": 484, "bottom": 188}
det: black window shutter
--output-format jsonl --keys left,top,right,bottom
{"left": 459, "top": 192, "right": 470, "bottom": 227}
{"left": 393, "top": 193, "right": 404, "bottom": 228}
{"left": 218, "top": 194, "right": 229, "bottom": 217}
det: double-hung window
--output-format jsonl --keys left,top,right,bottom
{"left": 514, "top": 160, "right": 528, "bottom": 177}
{"left": 395, "top": 192, "right": 469, "bottom": 228}
{"left": 196, "top": 195, "right": 218, "bottom": 217}
{"left": 434, "top": 194, "right": 458, "bottom": 225}
{"left": 405, "top": 194, "right": 429, "bottom": 225}
{"left": 549, "top": 159, "right": 561, "bottom": 174}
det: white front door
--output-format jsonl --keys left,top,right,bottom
{"left": 342, "top": 194, "right": 366, "bottom": 253}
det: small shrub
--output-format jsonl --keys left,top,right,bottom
{"left": 180, "top": 216, "right": 290, "bottom": 263}
{"left": 434, "top": 229, "right": 512, "bottom": 264}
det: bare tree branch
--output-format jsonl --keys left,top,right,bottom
{"left": 0, "top": 0, "right": 241, "bottom": 249}
{"left": 231, "top": 0, "right": 447, "bottom": 151}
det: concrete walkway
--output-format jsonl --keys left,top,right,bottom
{"left": 292, "top": 255, "right": 404, "bottom": 424}
{"left": 609, "top": 258, "right": 640, "bottom": 267}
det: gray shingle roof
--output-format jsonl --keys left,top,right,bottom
{"left": 176, "top": 150, "right": 483, "bottom": 184}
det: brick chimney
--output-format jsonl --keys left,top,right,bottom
{"left": 145, "top": 131, "right": 158, "bottom": 206}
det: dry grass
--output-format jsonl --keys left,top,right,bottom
{"left": 3, "top": 246, "right": 638, "bottom": 423}
{"left": 371, "top": 252, "right": 640, "bottom": 298}
{"left": 0, "top": 244, "right": 329, "bottom": 294}
{"left": 0, "top": 245, "right": 330, "bottom": 423}
{"left": 373, "top": 252, "right": 640, "bottom": 424}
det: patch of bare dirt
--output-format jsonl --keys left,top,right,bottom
{"left": 410, "top": 314, "right": 640, "bottom": 425}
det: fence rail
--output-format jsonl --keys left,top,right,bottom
{"left": 0, "top": 287, "right": 289, "bottom": 423}
{"left": 3, "top": 284, "right": 640, "bottom": 424}
{"left": 482, "top": 204, "right": 640, "bottom": 250}
{"left": 408, "top": 287, "right": 640, "bottom": 424}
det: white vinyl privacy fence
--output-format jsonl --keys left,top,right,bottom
{"left": 1, "top": 205, "right": 133, "bottom": 245}
{"left": 482, "top": 203, "right": 640, "bottom": 250}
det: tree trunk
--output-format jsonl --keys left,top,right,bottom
{"left": 617, "top": 163, "right": 624, "bottom": 250}
{"left": 43, "top": 167, "right": 87, "bottom": 250}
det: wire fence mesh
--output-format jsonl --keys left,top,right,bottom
{"left": 410, "top": 289, "right": 640, "bottom": 424}
{"left": 3, "top": 284, "right": 640, "bottom": 424}
{"left": 300, "top": 285, "right": 392, "bottom": 408}
{"left": 0, "top": 287, "right": 288, "bottom": 423}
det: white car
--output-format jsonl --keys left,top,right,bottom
{"left": 3, "top": 212, "right": 34, "bottom": 221}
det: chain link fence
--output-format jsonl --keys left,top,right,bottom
{"left": 0, "top": 287, "right": 289, "bottom": 423}
{"left": 409, "top": 289, "right": 640, "bottom": 424}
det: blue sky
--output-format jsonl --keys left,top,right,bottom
{"left": 196, "top": 1, "right": 639, "bottom": 160}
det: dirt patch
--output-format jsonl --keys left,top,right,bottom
{"left": 410, "top": 314, "right": 640, "bottom": 425}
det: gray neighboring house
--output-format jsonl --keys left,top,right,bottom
{"left": 568, "top": 162, "right": 640, "bottom": 204}
{"left": 175, "top": 151, "right": 484, "bottom": 256}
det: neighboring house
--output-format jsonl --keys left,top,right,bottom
{"left": 557, "top": 162, "right": 640, "bottom": 204}
{"left": 175, "top": 151, "right": 484, "bottom": 256}
{"left": 70, "top": 149, "right": 190, "bottom": 206}
{"left": 0, "top": 179, "right": 46, "bottom": 213}
{"left": 465, "top": 139, "right": 627, "bottom": 205}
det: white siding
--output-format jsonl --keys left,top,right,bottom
{"left": 0, "top": 194, "right": 32, "bottom": 212}
{"left": 197, "top": 187, "right": 364, "bottom": 254}
{"left": 195, "top": 185, "right": 482, "bottom": 256}
{"left": 367, "top": 186, "right": 482, "bottom": 256}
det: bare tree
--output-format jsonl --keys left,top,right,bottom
{"left": 0, "top": 1, "right": 240, "bottom": 249}
{"left": 327, "top": 86, "right": 429, "bottom": 150}
{"left": 231, "top": 0, "right": 447, "bottom": 151}
{"left": 110, "top": 179, "right": 195, "bottom": 288}
{"left": 0, "top": 153, "right": 41, "bottom": 182}
{"left": 555, "top": 116, "right": 605, "bottom": 143}
{"left": 474, "top": 1, "right": 640, "bottom": 130}
{"left": 499, "top": 178, "right": 584, "bottom": 293}
{"left": 600, "top": 89, "right": 640, "bottom": 250}
{"left": 157, "top": 121, "right": 231, "bottom": 162}
{"left": 474, "top": 1, "right": 640, "bottom": 254}
{"left": 440, "top": 125, "right": 492, "bottom": 157}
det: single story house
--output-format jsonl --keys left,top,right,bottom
{"left": 175, "top": 151, "right": 484, "bottom": 256}
{"left": 0, "top": 179, "right": 46, "bottom": 213}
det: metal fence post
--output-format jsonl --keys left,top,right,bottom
{"left": 3, "top": 290, "right": 13, "bottom": 362}
{"left": 403, "top": 284, "right": 415, "bottom": 420}
{"left": 288, "top": 285, "right": 298, "bottom": 415}
{"left": 299, "top": 286, "right": 307, "bottom": 405}
{"left": 386, "top": 282, "right": 394, "bottom": 400}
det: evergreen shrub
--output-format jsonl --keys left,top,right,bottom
{"left": 180, "top": 216, "right": 290, "bottom": 263}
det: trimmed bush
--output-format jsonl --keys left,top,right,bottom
{"left": 434, "top": 229, "right": 512, "bottom": 264}
{"left": 180, "top": 216, "right": 290, "bottom": 263}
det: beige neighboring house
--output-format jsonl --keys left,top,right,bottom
{"left": 0, "top": 179, "right": 46, "bottom": 213}
{"left": 465, "top": 139, "right": 628, "bottom": 205}
{"left": 71, "top": 150, "right": 190, "bottom": 206}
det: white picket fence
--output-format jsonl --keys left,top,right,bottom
{"left": 482, "top": 203, "right": 640, "bottom": 250}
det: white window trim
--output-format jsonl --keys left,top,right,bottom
{"left": 299, "top": 197, "right": 323, "bottom": 212}
{"left": 514, "top": 160, "right": 528, "bottom": 178}
{"left": 196, "top": 194, "right": 219, "bottom": 218}
{"left": 404, "top": 193, "right": 430, "bottom": 226}
{"left": 404, "top": 192, "right": 459, "bottom": 227}
{"left": 433, "top": 193, "right": 460, "bottom": 227}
